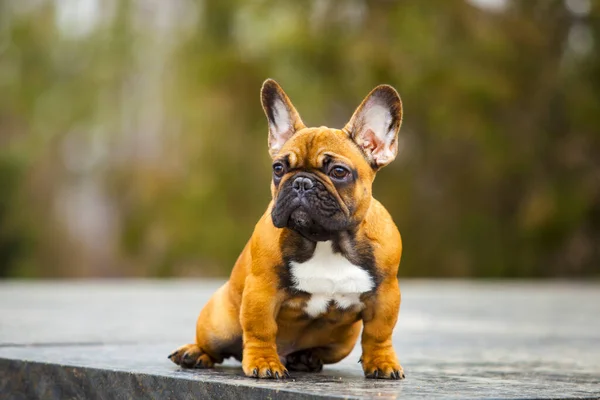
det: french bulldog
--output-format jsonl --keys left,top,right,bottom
{"left": 169, "top": 79, "right": 404, "bottom": 380}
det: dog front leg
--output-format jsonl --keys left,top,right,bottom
{"left": 360, "top": 277, "right": 405, "bottom": 380}
{"left": 240, "top": 274, "right": 289, "bottom": 379}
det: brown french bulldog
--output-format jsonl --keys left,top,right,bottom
{"left": 169, "top": 79, "right": 404, "bottom": 380}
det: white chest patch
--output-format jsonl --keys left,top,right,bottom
{"left": 289, "top": 241, "right": 373, "bottom": 317}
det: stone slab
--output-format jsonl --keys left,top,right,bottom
{"left": 0, "top": 280, "right": 599, "bottom": 399}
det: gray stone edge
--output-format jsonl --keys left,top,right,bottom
{"left": 0, "top": 357, "right": 349, "bottom": 400}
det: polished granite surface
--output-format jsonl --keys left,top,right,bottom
{"left": 1, "top": 280, "right": 599, "bottom": 399}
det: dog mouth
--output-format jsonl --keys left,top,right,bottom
{"left": 274, "top": 197, "right": 319, "bottom": 230}
{"left": 271, "top": 174, "right": 349, "bottom": 241}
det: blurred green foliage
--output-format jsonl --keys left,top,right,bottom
{"left": 0, "top": 0, "right": 599, "bottom": 278}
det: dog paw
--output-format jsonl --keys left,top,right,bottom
{"left": 168, "top": 344, "right": 215, "bottom": 369}
{"left": 285, "top": 349, "right": 323, "bottom": 372}
{"left": 360, "top": 352, "right": 405, "bottom": 380}
{"left": 243, "top": 351, "right": 290, "bottom": 379}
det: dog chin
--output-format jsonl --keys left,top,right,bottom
{"left": 284, "top": 209, "right": 336, "bottom": 242}
{"left": 289, "top": 209, "right": 312, "bottom": 229}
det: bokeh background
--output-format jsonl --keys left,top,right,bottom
{"left": 1, "top": 0, "right": 599, "bottom": 279}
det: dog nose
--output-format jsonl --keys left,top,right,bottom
{"left": 292, "top": 176, "right": 314, "bottom": 193}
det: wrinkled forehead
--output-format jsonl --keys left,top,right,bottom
{"left": 277, "top": 127, "right": 367, "bottom": 169}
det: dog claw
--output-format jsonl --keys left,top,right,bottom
{"left": 365, "top": 369, "right": 404, "bottom": 380}
{"left": 252, "top": 368, "right": 258, "bottom": 378}
{"left": 266, "top": 370, "right": 272, "bottom": 378}
{"left": 366, "top": 370, "right": 381, "bottom": 379}
{"left": 274, "top": 371, "right": 280, "bottom": 379}
{"left": 284, "top": 370, "right": 291, "bottom": 378}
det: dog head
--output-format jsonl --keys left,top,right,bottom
{"left": 261, "top": 79, "right": 403, "bottom": 241}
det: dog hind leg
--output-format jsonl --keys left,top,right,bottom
{"left": 168, "top": 282, "right": 243, "bottom": 368}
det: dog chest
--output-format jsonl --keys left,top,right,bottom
{"left": 288, "top": 241, "right": 374, "bottom": 317}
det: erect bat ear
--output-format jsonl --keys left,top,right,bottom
{"left": 261, "top": 79, "right": 306, "bottom": 158}
{"left": 344, "top": 85, "right": 403, "bottom": 169}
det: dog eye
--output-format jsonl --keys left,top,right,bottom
{"left": 330, "top": 166, "right": 349, "bottom": 180}
{"left": 273, "top": 163, "right": 285, "bottom": 177}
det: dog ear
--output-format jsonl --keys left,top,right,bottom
{"left": 344, "top": 85, "right": 403, "bottom": 169}
{"left": 261, "top": 79, "right": 306, "bottom": 157}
